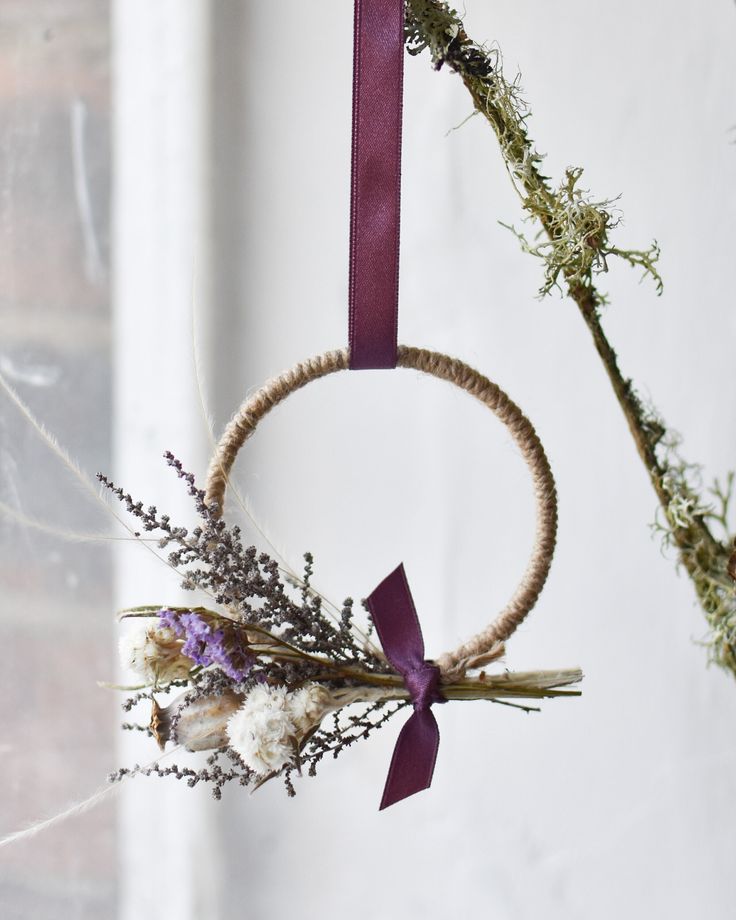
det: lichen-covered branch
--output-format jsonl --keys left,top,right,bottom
{"left": 405, "top": 0, "right": 736, "bottom": 676}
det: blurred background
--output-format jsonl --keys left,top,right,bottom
{"left": 1, "top": 1, "right": 736, "bottom": 917}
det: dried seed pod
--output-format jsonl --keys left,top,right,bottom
{"left": 151, "top": 690, "right": 244, "bottom": 752}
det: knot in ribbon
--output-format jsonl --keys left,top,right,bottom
{"left": 404, "top": 662, "right": 444, "bottom": 713}
{"left": 365, "top": 564, "right": 446, "bottom": 810}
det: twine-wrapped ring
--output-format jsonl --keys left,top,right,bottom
{"left": 205, "top": 346, "right": 557, "bottom": 679}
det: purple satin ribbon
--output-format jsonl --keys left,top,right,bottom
{"left": 348, "top": 0, "right": 404, "bottom": 370}
{"left": 349, "top": 2, "right": 436, "bottom": 808}
{"left": 366, "top": 564, "right": 446, "bottom": 809}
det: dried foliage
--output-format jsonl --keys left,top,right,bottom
{"left": 405, "top": 0, "right": 736, "bottom": 676}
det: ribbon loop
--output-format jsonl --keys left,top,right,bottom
{"left": 348, "top": 0, "right": 404, "bottom": 370}
{"left": 365, "top": 564, "right": 446, "bottom": 809}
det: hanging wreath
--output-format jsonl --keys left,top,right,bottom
{"left": 108, "top": 347, "right": 580, "bottom": 808}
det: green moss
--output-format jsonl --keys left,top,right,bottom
{"left": 405, "top": 0, "right": 662, "bottom": 302}
{"left": 406, "top": 0, "right": 735, "bottom": 680}
{"left": 654, "top": 436, "right": 736, "bottom": 673}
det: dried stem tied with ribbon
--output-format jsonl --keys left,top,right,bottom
{"left": 106, "top": 347, "right": 581, "bottom": 809}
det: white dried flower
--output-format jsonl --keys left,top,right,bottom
{"left": 226, "top": 684, "right": 297, "bottom": 776}
{"left": 288, "top": 684, "right": 333, "bottom": 733}
{"left": 119, "top": 620, "right": 191, "bottom": 684}
{"left": 226, "top": 683, "right": 390, "bottom": 776}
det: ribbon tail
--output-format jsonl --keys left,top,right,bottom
{"left": 379, "top": 708, "right": 440, "bottom": 810}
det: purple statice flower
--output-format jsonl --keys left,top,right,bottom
{"left": 206, "top": 626, "right": 256, "bottom": 682}
{"left": 157, "top": 608, "right": 255, "bottom": 681}
{"left": 178, "top": 612, "right": 212, "bottom": 665}
{"left": 159, "top": 608, "right": 184, "bottom": 634}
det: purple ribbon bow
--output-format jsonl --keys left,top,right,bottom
{"left": 365, "top": 564, "right": 446, "bottom": 810}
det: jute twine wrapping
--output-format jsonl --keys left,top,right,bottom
{"left": 205, "top": 346, "right": 557, "bottom": 680}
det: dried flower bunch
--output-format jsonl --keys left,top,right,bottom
{"left": 105, "top": 454, "right": 410, "bottom": 799}
{"left": 104, "top": 346, "right": 582, "bottom": 806}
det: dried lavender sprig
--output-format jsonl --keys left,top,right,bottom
{"left": 98, "top": 457, "right": 384, "bottom": 668}
{"left": 301, "top": 700, "right": 408, "bottom": 780}
{"left": 108, "top": 751, "right": 253, "bottom": 801}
